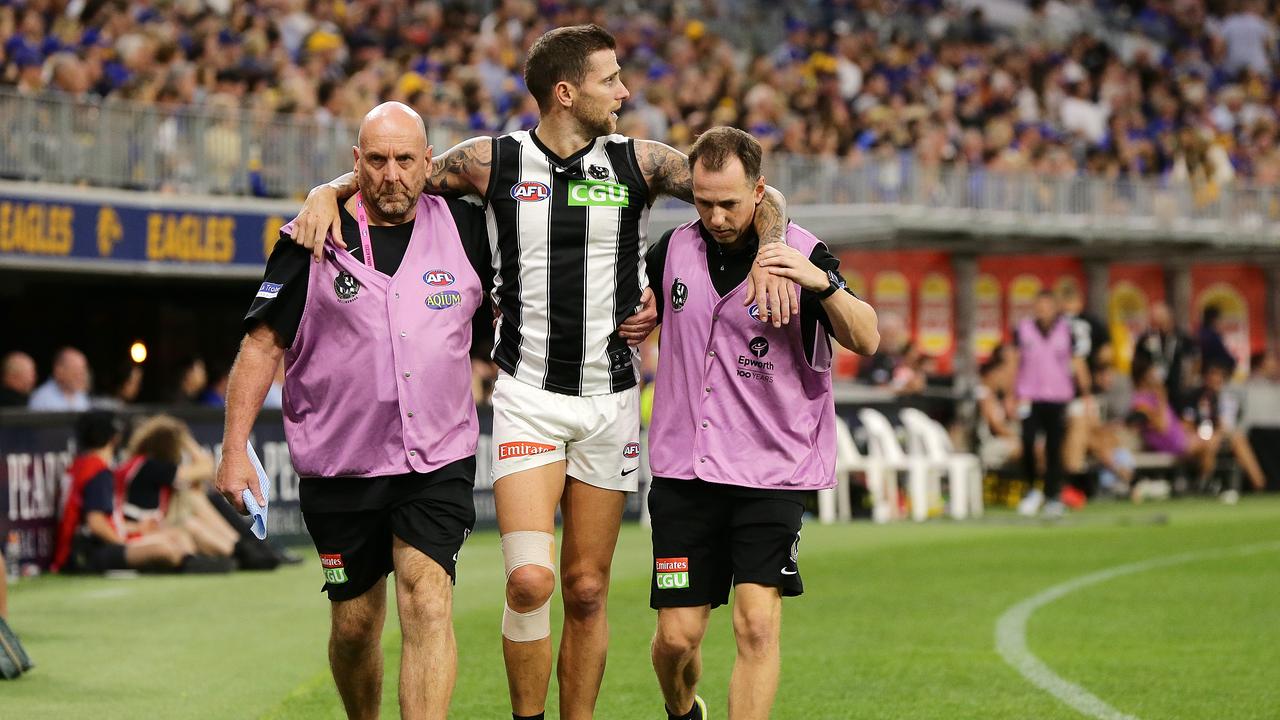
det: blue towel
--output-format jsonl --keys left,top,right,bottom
{"left": 243, "top": 441, "right": 271, "bottom": 539}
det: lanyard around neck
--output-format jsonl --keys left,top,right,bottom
{"left": 354, "top": 193, "right": 375, "bottom": 269}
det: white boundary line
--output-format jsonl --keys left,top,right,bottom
{"left": 994, "top": 541, "right": 1280, "bottom": 720}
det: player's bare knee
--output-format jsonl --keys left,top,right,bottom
{"left": 561, "top": 571, "right": 608, "bottom": 620}
{"left": 397, "top": 584, "right": 451, "bottom": 629}
{"left": 506, "top": 564, "right": 555, "bottom": 611}
{"left": 732, "top": 607, "right": 779, "bottom": 657}
{"left": 653, "top": 621, "right": 700, "bottom": 659}
{"left": 331, "top": 609, "right": 381, "bottom": 652}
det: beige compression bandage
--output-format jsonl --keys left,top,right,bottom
{"left": 500, "top": 530, "right": 556, "bottom": 642}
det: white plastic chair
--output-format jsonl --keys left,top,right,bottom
{"left": 820, "top": 416, "right": 867, "bottom": 524}
{"left": 858, "top": 408, "right": 933, "bottom": 522}
{"left": 899, "top": 407, "right": 984, "bottom": 519}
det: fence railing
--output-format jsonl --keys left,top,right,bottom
{"left": 3, "top": 89, "right": 1278, "bottom": 243}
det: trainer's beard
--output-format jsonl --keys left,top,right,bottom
{"left": 360, "top": 184, "right": 414, "bottom": 222}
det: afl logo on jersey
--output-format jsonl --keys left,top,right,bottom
{"left": 423, "top": 270, "right": 455, "bottom": 286}
{"left": 334, "top": 272, "right": 360, "bottom": 303}
{"left": 511, "top": 181, "right": 550, "bottom": 203}
{"left": 748, "top": 304, "right": 765, "bottom": 322}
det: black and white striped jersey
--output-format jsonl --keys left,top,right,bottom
{"left": 484, "top": 130, "right": 650, "bottom": 396}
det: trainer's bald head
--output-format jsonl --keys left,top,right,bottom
{"left": 358, "top": 102, "right": 427, "bottom": 150}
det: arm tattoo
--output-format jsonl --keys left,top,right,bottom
{"left": 754, "top": 187, "right": 786, "bottom": 245}
{"left": 424, "top": 137, "right": 493, "bottom": 196}
{"left": 639, "top": 140, "right": 694, "bottom": 203}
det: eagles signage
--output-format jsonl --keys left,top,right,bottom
{"left": 0, "top": 182, "right": 297, "bottom": 277}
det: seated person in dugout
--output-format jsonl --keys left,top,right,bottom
{"left": 118, "top": 415, "right": 239, "bottom": 560}
{"left": 1180, "top": 361, "right": 1267, "bottom": 492}
{"left": 52, "top": 411, "right": 199, "bottom": 574}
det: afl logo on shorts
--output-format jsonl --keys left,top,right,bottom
{"left": 671, "top": 278, "right": 688, "bottom": 312}
{"left": 334, "top": 271, "right": 360, "bottom": 303}
{"left": 423, "top": 269, "right": 455, "bottom": 286}
{"left": 622, "top": 442, "right": 640, "bottom": 459}
{"left": 511, "top": 181, "right": 550, "bottom": 203}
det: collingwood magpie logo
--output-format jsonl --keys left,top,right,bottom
{"left": 588, "top": 164, "right": 610, "bottom": 180}
{"left": 671, "top": 278, "right": 688, "bottom": 312}
{"left": 334, "top": 271, "right": 360, "bottom": 302}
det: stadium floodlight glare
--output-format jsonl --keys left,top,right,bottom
{"left": 130, "top": 342, "right": 148, "bottom": 364}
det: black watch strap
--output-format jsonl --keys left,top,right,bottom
{"left": 816, "top": 269, "right": 845, "bottom": 300}
{"left": 816, "top": 281, "right": 840, "bottom": 300}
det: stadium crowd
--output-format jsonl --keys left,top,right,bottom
{"left": 2, "top": 0, "right": 1280, "bottom": 193}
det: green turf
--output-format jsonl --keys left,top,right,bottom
{"left": 6, "top": 497, "right": 1280, "bottom": 719}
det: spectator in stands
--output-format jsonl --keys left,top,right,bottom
{"left": 859, "top": 315, "right": 907, "bottom": 387}
{"left": 28, "top": 347, "right": 90, "bottom": 412}
{"left": 1014, "top": 291, "right": 1085, "bottom": 517}
{"left": 1133, "top": 302, "right": 1196, "bottom": 407}
{"left": 1181, "top": 361, "right": 1267, "bottom": 493}
{"left": 92, "top": 360, "right": 143, "bottom": 410}
{"left": 975, "top": 344, "right": 1022, "bottom": 470}
{"left": 51, "top": 411, "right": 198, "bottom": 574}
{"left": 0, "top": 351, "right": 36, "bottom": 407}
{"left": 118, "top": 415, "right": 238, "bottom": 562}
{"left": 170, "top": 356, "right": 208, "bottom": 405}
{"left": 1197, "top": 305, "right": 1238, "bottom": 377}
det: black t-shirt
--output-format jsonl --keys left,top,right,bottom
{"left": 0, "top": 387, "right": 28, "bottom": 407}
{"left": 124, "top": 459, "right": 177, "bottom": 516}
{"left": 244, "top": 197, "right": 493, "bottom": 353}
{"left": 81, "top": 469, "right": 115, "bottom": 525}
{"left": 645, "top": 223, "right": 850, "bottom": 367}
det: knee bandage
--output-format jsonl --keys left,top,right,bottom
{"left": 500, "top": 531, "right": 556, "bottom": 642}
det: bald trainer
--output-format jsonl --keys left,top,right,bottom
{"left": 217, "top": 102, "right": 493, "bottom": 720}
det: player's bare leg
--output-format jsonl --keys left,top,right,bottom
{"left": 329, "top": 577, "right": 387, "bottom": 720}
{"left": 652, "top": 605, "right": 711, "bottom": 717}
{"left": 392, "top": 537, "right": 455, "bottom": 720}
{"left": 728, "top": 583, "right": 783, "bottom": 720}
{"left": 557, "top": 477, "right": 627, "bottom": 719}
{"left": 495, "top": 462, "right": 565, "bottom": 717}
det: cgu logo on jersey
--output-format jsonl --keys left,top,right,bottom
{"left": 423, "top": 269, "right": 455, "bottom": 286}
{"left": 568, "top": 180, "right": 629, "bottom": 208}
{"left": 511, "top": 181, "right": 550, "bottom": 203}
{"left": 425, "top": 291, "right": 463, "bottom": 310}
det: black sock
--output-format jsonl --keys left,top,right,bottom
{"left": 666, "top": 701, "right": 700, "bottom": 720}
{"left": 513, "top": 713, "right": 544, "bottom": 720}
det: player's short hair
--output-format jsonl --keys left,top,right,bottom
{"left": 524, "top": 24, "right": 617, "bottom": 111}
{"left": 688, "top": 126, "right": 763, "bottom": 183}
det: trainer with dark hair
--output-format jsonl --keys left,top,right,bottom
{"left": 645, "top": 126, "right": 879, "bottom": 720}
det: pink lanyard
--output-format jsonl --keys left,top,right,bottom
{"left": 354, "top": 193, "right": 375, "bottom": 268}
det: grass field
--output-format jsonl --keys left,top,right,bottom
{"left": 6, "top": 496, "right": 1280, "bottom": 719}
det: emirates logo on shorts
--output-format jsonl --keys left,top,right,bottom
{"left": 498, "top": 441, "right": 557, "bottom": 460}
{"left": 319, "top": 553, "right": 348, "bottom": 584}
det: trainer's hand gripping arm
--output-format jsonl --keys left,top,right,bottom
{"left": 755, "top": 244, "right": 880, "bottom": 354}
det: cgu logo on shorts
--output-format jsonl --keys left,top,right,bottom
{"left": 320, "top": 554, "right": 348, "bottom": 584}
{"left": 498, "top": 441, "right": 557, "bottom": 460}
{"left": 622, "top": 442, "right": 640, "bottom": 459}
{"left": 423, "top": 269, "right": 455, "bottom": 286}
{"left": 511, "top": 181, "right": 550, "bottom": 203}
{"left": 655, "top": 557, "right": 690, "bottom": 589}
{"left": 568, "top": 180, "right": 629, "bottom": 207}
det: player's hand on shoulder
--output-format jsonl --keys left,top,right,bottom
{"left": 755, "top": 244, "right": 827, "bottom": 292}
{"left": 289, "top": 185, "right": 345, "bottom": 262}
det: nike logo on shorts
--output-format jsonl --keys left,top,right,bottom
{"left": 621, "top": 467, "right": 639, "bottom": 476}
{"left": 781, "top": 567, "right": 798, "bottom": 575}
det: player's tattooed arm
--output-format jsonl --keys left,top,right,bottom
{"left": 424, "top": 136, "right": 494, "bottom": 197}
{"left": 636, "top": 139, "right": 695, "bottom": 203}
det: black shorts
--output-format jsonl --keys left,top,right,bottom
{"left": 301, "top": 457, "right": 477, "bottom": 602}
{"left": 648, "top": 477, "right": 805, "bottom": 609}
{"left": 66, "top": 534, "right": 128, "bottom": 574}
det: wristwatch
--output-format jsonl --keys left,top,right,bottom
{"left": 816, "top": 269, "right": 846, "bottom": 300}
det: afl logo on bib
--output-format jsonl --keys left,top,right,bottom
{"left": 511, "top": 181, "right": 550, "bottom": 203}
{"left": 423, "top": 269, "right": 455, "bottom": 286}
{"left": 334, "top": 272, "right": 360, "bottom": 302}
